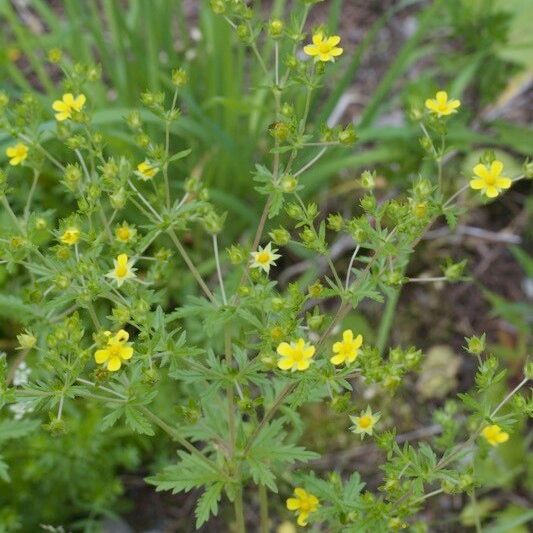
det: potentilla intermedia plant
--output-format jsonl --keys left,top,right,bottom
{"left": 1, "top": 0, "right": 532, "bottom": 531}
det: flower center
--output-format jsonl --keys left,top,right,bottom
{"left": 117, "top": 228, "right": 130, "bottom": 240}
{"left": 108, "top": 343, "right": 122, "bottom": 358}
{"left": 257, "top": 251, "right": 270, "bottom": 264}
{"left": 484, "top": 174, "right": 496, "bottom": 186}
{"left": 299, "top": 499, "right": 312, "bottom": 512}
{"left": 116, "top": 264, "right": 128, "bottom": 277}
{"left": 291, "top": 348, "right": 304, "bottom": 362}
{"left": 358, "top": 416, "right": 372, "bottom": 429}
{"left": 318, "top": 43, "right": 331, "bottom": 53}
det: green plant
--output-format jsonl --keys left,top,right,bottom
{"left": 1, "top": 0, "right": 531, "bottom": 531}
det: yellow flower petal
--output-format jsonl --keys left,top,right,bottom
{"left": 485, "top": 186, "right": 499, "bottom": 198}
{"left": 342, "top": 329, "right": 353, "bottom": 343}
{"left": 353, "top": 334, "right": 363, "bottom": 349}
{"left": 312, "top": 33, "right": 323, "bottom": 45}
{"left": 297, "top": 512, "right": 309, "bottom": 527}
{"left": 303, "top": 346, "right": 315, "bottom": 359}
{"left": 470, "top": 178, "right": 485, "bottom": 190}
{"left": 296, "top": 360, "right": 310, "bottom": 371}
{"left": 277, "top": 342, "right": 292, "bottom": 357}
{"left": 303, "top": 44, "right": 318, "bottom": 56}
{"left": 495, "top": 177, "right": 511, "bottom": 189}
{"left": 473, "top": 164, "right": 489, "bottom": 179}
{"left": 286, "top": 498, "right": 301, "bottom": 511}
{"left": 121, "top": 346, "right": 134, "bottom": 360}
{"left": 107, "top": 356, "right": 122, "bottom": 372}
{"left": 436, "top": 91, "right": 448, "bottom": 104}
{"left": 330, "top": 354, "right": 345, "bottom": 365}
{"left": 277, "top": 357, "right": 294, "bottom": 370}
{"left": 63, "top": 93, "right": 74, "bottom": 105}
{"left": 94, "top": 349, "right": 109, "bottom": 364}
{"left": 490, "top": 160, "right": 503, "bottom": 176}
{"left": 327, "top": 35, "right": 341, "bottom": 47}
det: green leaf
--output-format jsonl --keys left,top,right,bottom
{"left": 168, "top": 148, "right": 192, "bottom": 164}
{"left": 147, "top": 450, "right": 224, "bottom": 494}
{"left": 124, "top": 405, "right": 155, "bottom": 436}
{"left": 195, "top": 482, "right": 224, "bottom": 528}
{"left": 0, "top": 419, "right": 39, "bottom": 443}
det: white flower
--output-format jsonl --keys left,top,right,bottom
{"left": 105, "top": 253, "right": 137, "bottom": 287}
{"left": 250, "top": 242, "right": 281, "bottom": 274}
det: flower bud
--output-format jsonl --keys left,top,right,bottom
{"left": 236, "top": 24, "right": 251, "bottom": 42}
{"left": 271, "top": 297, "right": 285, "bottom": 311}
{"left": 360, "top": 170, "right": 376, "bottom": 189}
{"left": 210, "top": 0, "right": 225, "bottom": 13}
{"left": 280, "top": 174, "right": 297, "bottom": 193}
{"left": 286, "top": 202, "right": 303, "bottom": 220}
{"left": 35, "top": 217, "right": 47, "bottom": 230}
{"left": 443, "top": 259, "right": 467, "bottom": 281}
{"left": 269, "top": 121, "right": 291, "bottom": 142}
{"left": 268, "top": 18, "right": 284, "bottom": 38}
{"left": 227, "top": 244, "right": 245, "bottom": 264}
{"left": 338, "top": 124, "right": 357, "bottom": 145}
{"left": 110, "top": 188, "right": 127, "bottom": 210}
{"left": 465, "top": 334, "right": 485, "bottom": 355}
{"left": 308, "top": 281, "right": 324, "bottom": 298}
{"left": 327, "top": 213, "right": 344, "bottom": 232}
{"left": 17, "top": 330, "right": 37, "bottom": 350}
{"left": 360, "top": 194, "right": 376, "bottom": 213}
{"left": 269, "top": 227, "right": 290, "bottom": 246}
{"left": 172, "top": 68, "right": 188, "bottom": 87}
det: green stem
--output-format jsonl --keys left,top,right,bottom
{"left": 139, "top": 406, "right": 229, "bottom": 480}
{"left": 376, "top": 287, "right": 401, "bottom": 356}
{"left": 167, "top": 229, "right": 216, "bottom": 303}
{"left": 24, "top": 170, "right": 40, "bottom": 223}
{"left": 258, "top": 484, "right": 269, "bottom": 533}
{"left": 233, "top": 484, "right": 246, "bottom": 533}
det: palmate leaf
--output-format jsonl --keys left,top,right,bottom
{"left": 246, "top": 419, "right": 319, "bottom": 492}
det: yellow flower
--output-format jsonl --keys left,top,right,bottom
{"left": 52, "top": 93, "right": 86, "bottom": 121}
{"left": 105, "top": 253, "right": 137, "bottom": 287}
{"left": 60, "top": 226, "right": 81, "bottom": 246}
{"left": 481, "top": 424, "right": 509, "bottom": 447}
{"left": 424, "top": 91, "right": 460, "bottom": 117}
{"left": 115, "top": 222, "right": 137, "bottom": 243}
{"left": 277, "top": 338, "right": 315, "bottom": 372}
{"left": 350, "top": 406, "right": 380, "bottom": 438}
{"left": 330, "top": 329, "right": 362, "bottom": 366}
{"left": 94, "top": 329, "right": 133, "bottom": 371}
{"left": 136, "top": 160, "right": 159, "bottom": 180}
{"left": 304, "top": 32, "right": 343, "bottom": 62}
{"left": 6, "top": 143, "right": 29, "bottom": 166}
{"left": 470, "top": 160, "right": 511, "bottom": 199}
{"left": 250, "top": 242, "right": 281, "bottom": 274}
{"left": 286, "top": 487, "right": 319, "bottom": 527}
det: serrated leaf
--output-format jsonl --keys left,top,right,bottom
{"left": 195, "top": 482, "right": 223, "bottom": 528}
{"left": 124, "top": 406, "right": 154, "bottom": 436}
{"left": 147, "top": 450, "right": 224, "bottom": 494}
